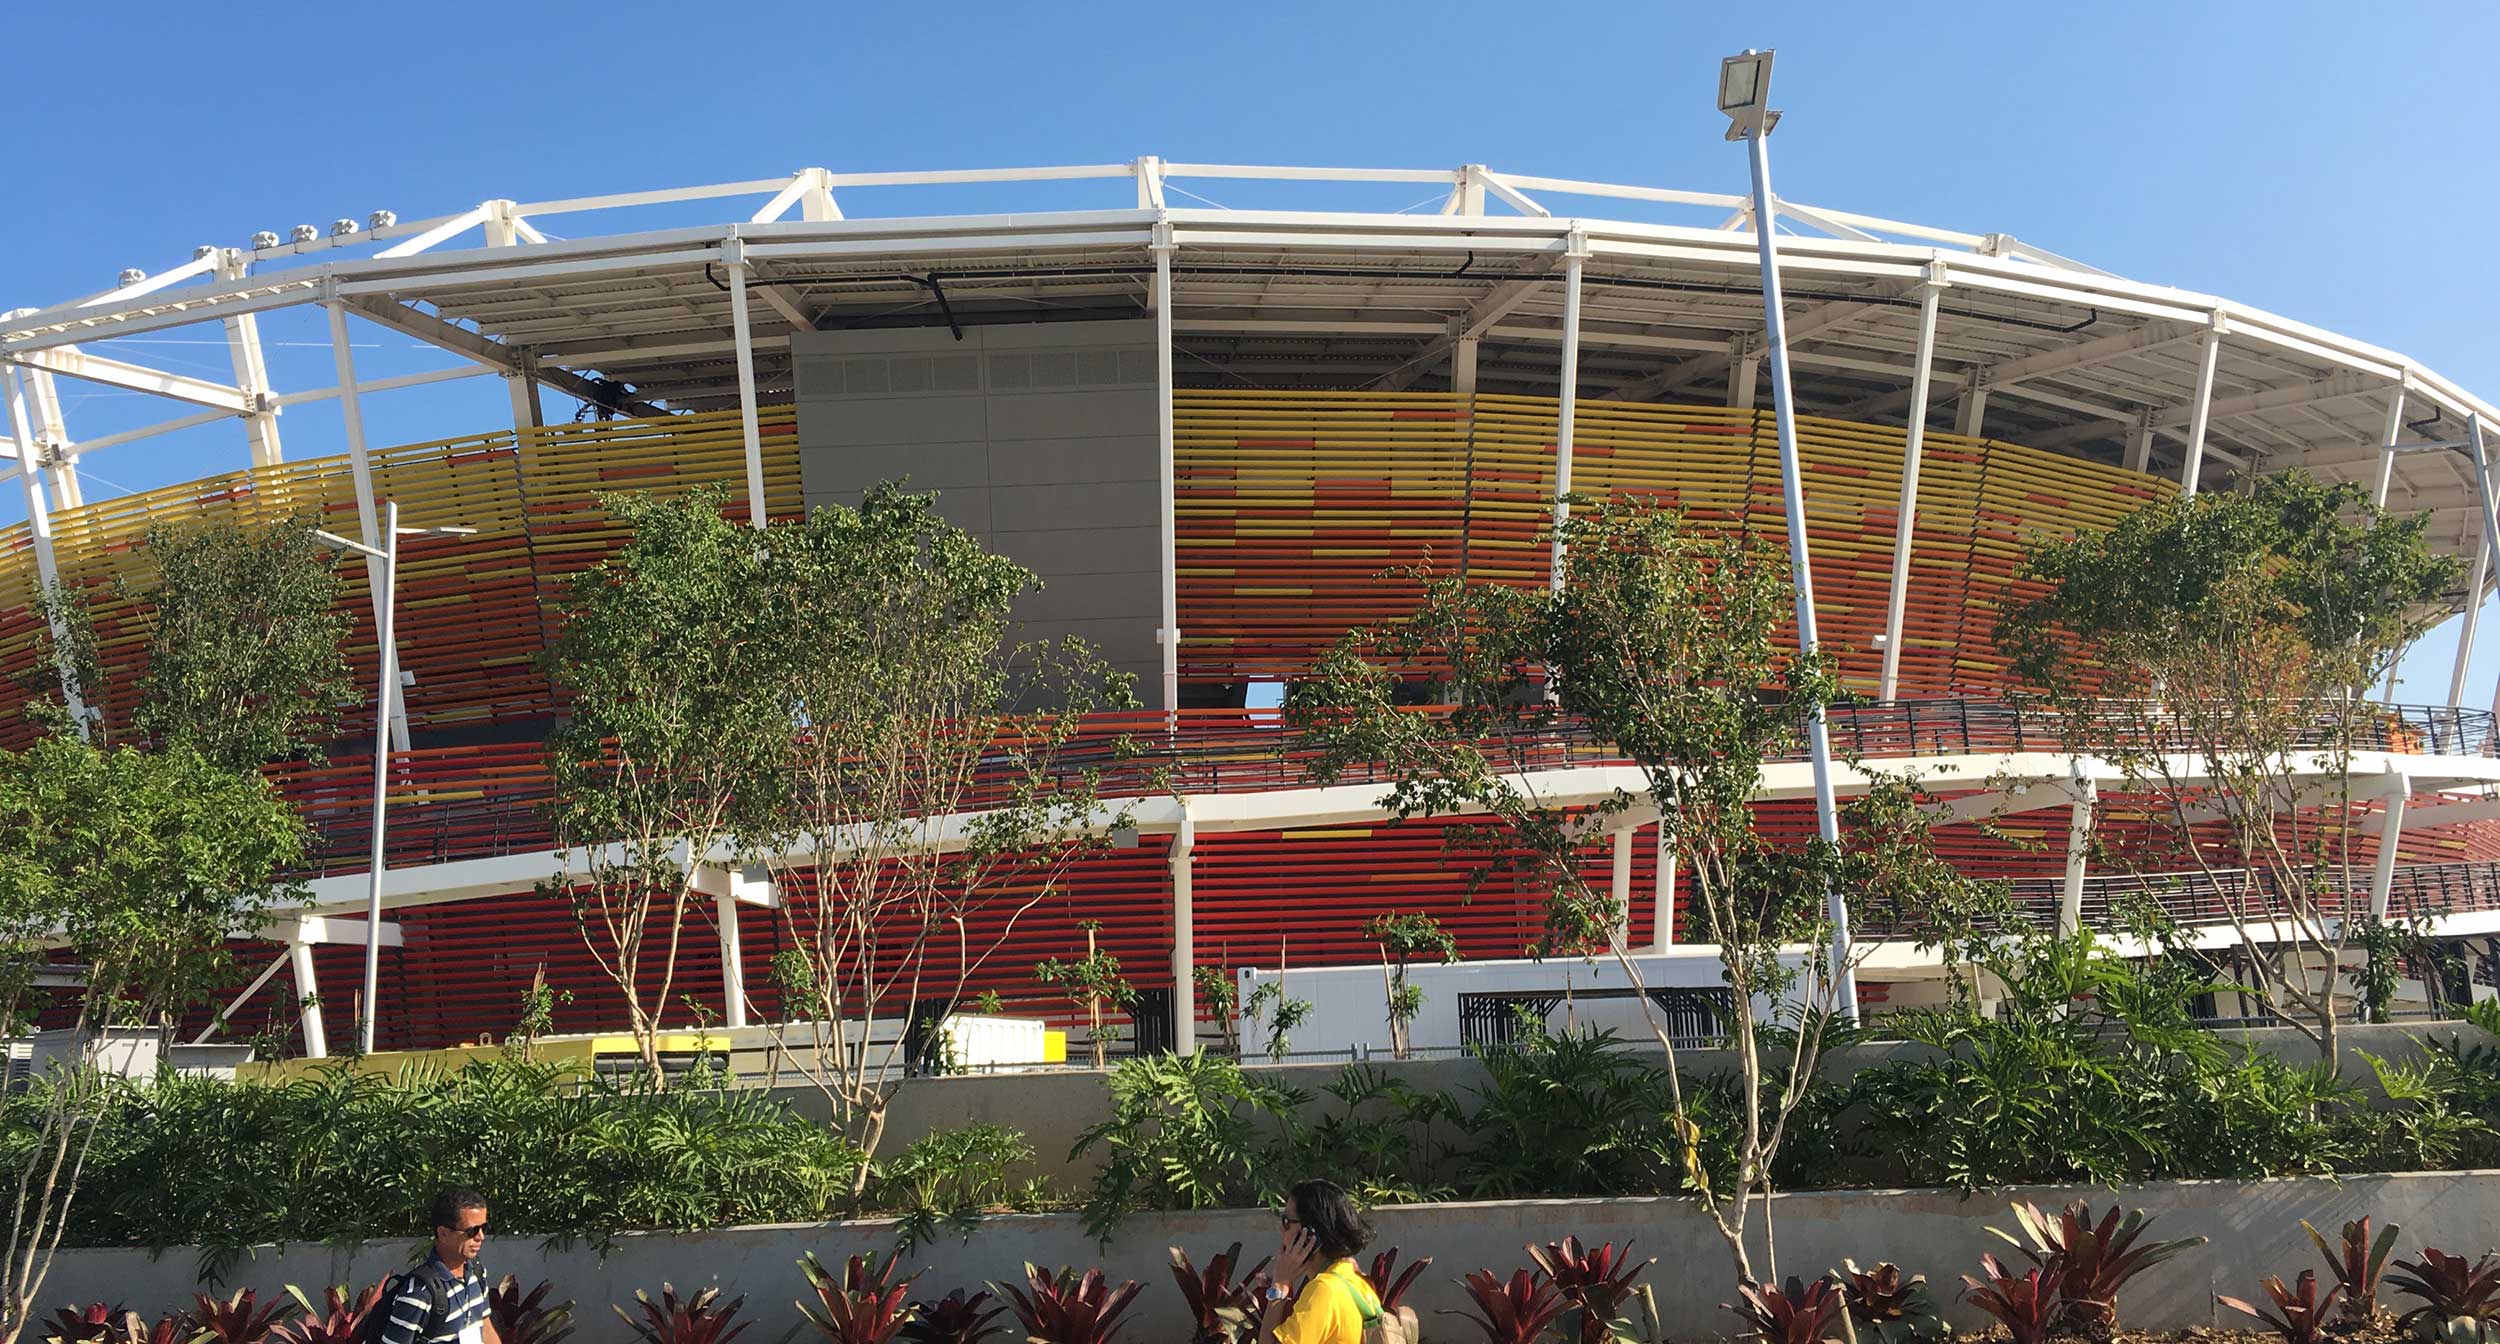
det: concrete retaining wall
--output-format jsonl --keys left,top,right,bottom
{"left": 36, "top": 1171, "right": 2500, "bottom": 1342}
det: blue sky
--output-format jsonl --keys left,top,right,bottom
{"left": 4, "top": 1, "right": 2496, "bottom": 698}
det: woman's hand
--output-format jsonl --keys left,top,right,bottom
{"left": 1274, "top": 1225, "right": 1321, "bottom": 1285}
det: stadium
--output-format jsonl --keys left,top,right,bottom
{"left": 7, "top": 157, "right": 2500, "bottom": 1062}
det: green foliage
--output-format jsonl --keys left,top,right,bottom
{"left": 1242, "top": 981, "right": 1310, "bottom": 1063}
{"left": 1364, "top": 913, "right": 1456, "bottom": 1056}
{"left": 1192, "top": 967, "right": 1241, "bottom": 1055}
{"left": 1, "top": 1057, "right": 866, "bottom": 1252}
{"left": 1998, "top": 473, "right": 2459, "bottom": 1057}
{"left": 872, "top": 1124, "right": 1049, "bottom": 1252}
{"left": 1457, "top": 1028, "right": 1678, "bottom": 1198}
{"left": 1276, "top": 1065, "right": 1457, "bottom": 1206}
{"left": 1035, "top": 924, "right": 1135, "bottom": 1069}
{"left": 1068, "top": 1052, "right": 1298, "bottom": 1244}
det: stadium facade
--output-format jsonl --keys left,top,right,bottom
{"left": 6, "top": 160, "right": 2500, "bottom": 1056}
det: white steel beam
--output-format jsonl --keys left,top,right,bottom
{"left": 2179, "top": 325, "right": 2224, "bottom": 495}
{"left": 1728, "top": 349, "right": 1760, "bottom": 410}
{"left": 289, "top": 940, "right": 329, "bottom": 1059}
{"left": 1842, "top": 320, "right": 2196, "bottom": 423}
{"left": 722, "top": 237, "right": 768, "bottom": 529}
{"left": 1169, "top": 807, "right": 1196, "bottom": 1048}
{"left": 375, "top": 204, "right": 494, "bottom": 259}
{"left": 1373, "top": 263, "right": 1558, "bottom": 392}
{"left": 1154, "top": 221, "right": 1180, "bottom": 720}
{"left": 1606, "top": 291, "right": 1877, "bottom": 403}
{"left": 1953, "top": 377, "right": 1989, "bottom": 438}
{"left": 343, "top": 295, "right": 668, "bottom": 417}
{"left": 2372, "top": 387, "right": 2409, "bottom": 509}
{"left": 14, "top": 345, "right": 253, "bottom": 414}
{"left": 326, "top": 301, "right": 406, "bottom": 752}
{"left": 2453, "top": 415, "right": 2496, "bottom": 709}
{"left": 23, "top": 368, "right": 77, "bottom": 510}
{"left": 2059, "top": 779, "right": 2098, "bottom": 935}
{"left": 2125, "top": 410, "right": 2155, "bottom": 474}
{"left": 2371, "top": 781, "right": 2411, "bottom": 921}
{"left": 1879, "top": 277, "right": 1944, "bottom": 702}
{"left": 716, "top": 881, "right": 748, "bottom": 1030}
{"left": 1549, "top": 239, "right": 1586, "bottom": 591}
{"left": 1650, "top": 824, "right": 1677, "bottom": 951}
{"left": 1609, "top": 825, "right": 1635, "bottom": 951}
{"left": 5, "top": 365, "right": 87, "bottom": 732}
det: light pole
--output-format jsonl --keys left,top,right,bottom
{"left": 1719, "top": 48, "right": 1859, "bottom": 1019}
{"left": 313, "top": 499, "right": 476, "bottom": 1055}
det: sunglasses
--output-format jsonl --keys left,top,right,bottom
{"left": 447, "top": 1221, "right": 489, "bottom": 1239}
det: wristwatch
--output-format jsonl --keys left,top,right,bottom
{"left": 1260, "top": 1285, "right": 1291, "bottom": 1305}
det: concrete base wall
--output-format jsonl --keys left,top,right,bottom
{"left": 36, "top": 1171, "right": 2500, "bottom": 1342}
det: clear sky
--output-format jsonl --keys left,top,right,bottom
{"left": 4, "top": 1, "right": 2496, "bottom": 698}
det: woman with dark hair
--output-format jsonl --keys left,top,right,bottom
{"left": 1256, "top": 1179, "right": 1402, "bottom": 1344}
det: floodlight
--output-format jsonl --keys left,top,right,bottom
{"left": 1718, "top": 50, "right": 1770, "bottom": 114}
{"left": 1718, "top": 49, "right": 1782, "bottom": 140}
{"left": 250, "top": 231, "right": 281, "bottom": 250}
{"left": 117, "top": 269, "right": 145, "bottom": 287}
{"left": 369, "top": 210, "right": 397, "bottom": 229}
{"left": 331, "top": 219, "right": 360, "bottom": 237}
{"left": 290, "top": 224, "right": 320, "bottom": 245}
{"left": 192, "top": 244, "right": 218, "bottom": 261}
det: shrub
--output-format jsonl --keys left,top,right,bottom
{"left": 1988, "top": 1199, "right": 2205, "bottom": 1339}
{"left": 1959, "top": 1254, "right": 2065, "bottom": 1344}
{"left": 992, "top": 1265, "right": 1141, "bottom": 1344}
{"left": 1726, "top": 1277, "right": 1843, "bottom": 1344}
{"left": 2388, "top": 1249, "right": 2500, "bottom": 1344}
{"left": 799, "top": 1253, "right": 918, "bottom": 1344}
{"left": 2219, "top": 1271, "right": 2343, "bottom": 1344}
{"left": 898, "top": 1291, "right": 1007, "bottom": 1344}
{"left": 1526, "top": 1238, "right": 1649, "bottom": 1344}
{"left": 1833, "top": 1261, "right": 1947, "bottom": 1344}
{"left": 1169, "top": 1243, "right": 1269, "bottom": 1344}
{"left": 486, "top": 1277, "right": 575, "bottom": 1344}
{"left": 1451, "top": 1269, "right": 1570, "bottom": 1344}
{"left": 1070, "top": 1053, "right": 1298, "bottom": 1242}
{"left": 615, "top": 1287, "right": 750, "bottom": 1344}
{"left": 272, "top": 1287, "right": 384, "bottom": 1344}
{"left": 185, "top": 1292, "right": 287, "bottom": 1344}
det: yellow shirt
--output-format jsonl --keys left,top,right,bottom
{"left": 1275, "top": 1260, "right": 1381, "bottom": 1344}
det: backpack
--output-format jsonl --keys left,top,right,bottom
{"left": 1337, "top": 1271, "right": 1416, "bottom": 1344}
{"left": 355, "top": 1266, "right": 449, "bottom": 1344}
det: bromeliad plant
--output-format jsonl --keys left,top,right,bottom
{"left": 186, "top": 1291, "right": 290, "bottom": 1344}
{"left": 273, "top": 1286, "right": 385, "bottom": 1344}
{"left": 1989, "top": 1199, "right": 2205, "bottom": 1340}
{"left": 1727, "top": 1277, "right": 1845, "bottom": 1344}
{"left": 1527, "top": 1238, "right": 1651, "bottom": 1344}
{"left": 119, "top": 1316, "right": 200, "bottom": 1344}
{"left": 1363, "top": 1249, "right": 1432, "bottom": 1314}
{"left": 1169, "top": 1242, "right": 1271, "bottom": 1344}
{"left": 800, "top": 1252, "right": 920, "bottom": 1344}
{"left": 993, "top": 1265, "right": 1143, "bottom": 1344}
{"left": 2306, "top": 1217, "right": 2401, "bottom": 1326}
{"left": 1451, "top": 1269, "right": 1571, "bottom": 1344}
{"left": 487, "top": 1277, "right": 576, "bottom": 1344}
{"left": 898, "top": 1291, "right": 1008, "bottom": 1344}
{"left": 1834, "top": 1261, "right": 1948, "bottom": 1344}
{"left": 615, "top": 1286, "right": 753, "bottom": 1344}
{"left": 2388, "top": 1249, "right": 2500, "bottom": 1344}
{"left": 1960, "top": 1255, "right": 2067, "bottom": 1344}
{"left": 2219, "top": 1271, "right": 2344, "bottom": 1344}
{"left": 44, "top": 1305, "right": 126, "bottom": 1344}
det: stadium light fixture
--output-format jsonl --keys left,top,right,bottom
{"left": 311, "top": 505, "right": 479, "bottom": 1056}
{"left": 1718, "top": 49, "right": 1782, "bottom": 141}
{"left": 1721, "top": 46, "right": 1857, "bottom": 1020}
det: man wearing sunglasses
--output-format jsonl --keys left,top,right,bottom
{"left": 376, "top": 1187, "right": 504, "bottom": 1344}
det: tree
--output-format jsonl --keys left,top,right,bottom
{"left": 33, "top": 516, "right": 355, "bottom": 765}
{"left": 1036, "top": 921, "right": 1135, "bottom": 1068}
{"left": 744, "top": 483, "right": 1139, "bottom": 1203}
{"left": 0, "top": 736, "right": 305, "bottom": 1344}
{"left": 542, "top": 487, "right": 790, "bottom": 1086}
{"left": 1364, "top": 912, "right": 1456, "bottom": 1058}
{"left": 1288, "top": 501, "right": 1992, "bottom": 1284}
{"left": 1997, "top": 472, "right": 2457, "bottom": 1063}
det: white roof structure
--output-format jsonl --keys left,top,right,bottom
{"left": 3, "top": 160, "right": 2490, "bottom": 564}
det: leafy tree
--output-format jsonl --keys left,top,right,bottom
{"left": 541, "top": 487, "right": 790, "bottom": 1087}
{"left": 1036, "top": 921, "right": 1136, "bottom": 1069}
{"left": 1287, "top": 500, "right": 1993, "bottom": 1284}
{"left": 32, "top": 516, "right": 355, "bottom": 766}
{"left": 1998, "top": 472, "right": 2457, "bottom": 1063}
{"left": 744, "top": 483, "right": 1139, "bottom": 1204}
{"left": 1244, "top": 979, "right": 1312, "bottom": 1063}
{"left": 0, "top": 735, "right": 304, "bottom": 1344}
{"left": 1193, "top": 965, "right": 1241, "bottom": 1055}
{"left": 1364, "top": 912, "right": 1456, "bottom": 1058}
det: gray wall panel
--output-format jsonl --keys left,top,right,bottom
{"left": 792, "top": 320, "right": 1164, "bottom": 708}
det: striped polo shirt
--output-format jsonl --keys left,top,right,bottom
{"left": 377, "top": 1256, "right": 491, "bottom": 1344}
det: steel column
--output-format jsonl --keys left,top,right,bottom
{"left": 1651, "top": 823, "right": 1678, "bottom": 950}
{"left": 1549, "top": 243, "right": 1586, "bottom": 591}
{"left": 289, "top": 940, "right": 329, "bottom": 1059}
{"left": 24, "top": 369, "right": 77, "bottom": 509}
{"left": 2371, "top": 780, "right": 2409, "bottom": 921}
{"left": 2454, "top": 415, "right": 2496, "bottom": 710}
{"left": 2125, "top": 410, "right": 2156, "bottom": 475}
{"left": 724, "top": 238, "right": 767, "bottom": 529}
{"left": 1609, "top": 825, "right": 1634, "bottom": 951}
{"left": 1878, "top": 278, "right": 1943, "bottom": 702}
{"left": 218, "top": 249, "right": 284, "bottom": 468}
{"left": 1169, "top": 808, "right": 1196, "bottom": 1051}
{"left": 1154, "top": 223, "right": 1180, "bottom": 720}
{"left": 717, "top": 882, "right": 748, "bottom": 1030}
{"left": 1728, "top": 350, "right": 1760, "bottom": 410}
{"left": 358, "top": 499, "right": 402, "bottom": 1057}
{"left": 4, "top": 364, "right": 87, "bottom": 731}
{"left": 325, "top": 301, "right": 406, "bottom": 752}
{"left": 2371, "top": 387, "right": 2408, "bottom": 509}
{"left": 2181, "top": 325, "right": 2223, "bottom": 496}
{"left": 1743, "top": 126, "right": 1857, "bottom": 1018}
{"left": 1953, "top": 379, "right": 1989, "bottom": 439}
{"left": 2059, "top": 781, "right": 2096, "bottom": 935}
